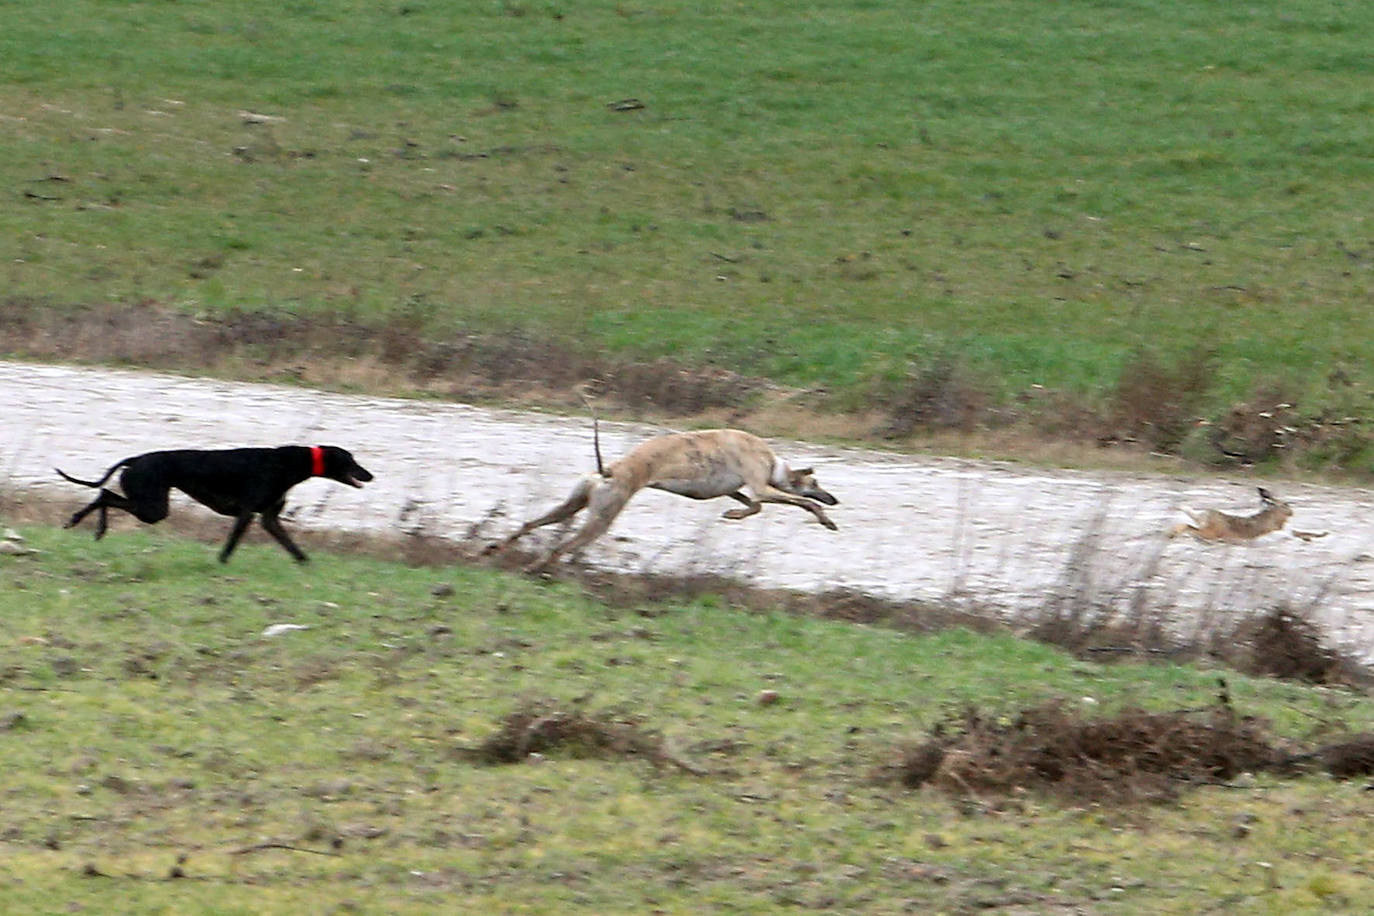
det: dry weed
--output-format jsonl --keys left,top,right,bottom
{"left": 1110, "top": 347, "right": 1215, "bottom": 451}
{"left": 896, "top": 694, "right": 1289, "bottom": 804}
{"left": 458, "top": 700, "right": 708, "bottom": 775}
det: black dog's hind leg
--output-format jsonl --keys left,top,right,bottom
{"left": 259, "top": 501, "right": 309, "bottom": 563}
{"left": 66, "top": 489, "right": 146, "bottom": 539}
{"left": 219, "top": 513, "right": 256, "bottom": 564}
{"left": 65, "top": 496, "right": 101, "bottom": 531}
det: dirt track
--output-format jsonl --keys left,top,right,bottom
{"left": 5, "top": 359, "right": 1374, "bottom": 661}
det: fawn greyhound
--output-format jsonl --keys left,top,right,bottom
{"left": 1168, "top": 487, "right": 1292, "bottom": 542}
{"left": 488, "top": 427, "right": 839, "bottom": 571}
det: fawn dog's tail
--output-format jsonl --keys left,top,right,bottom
{"left": 580, "top": 392, "right": 610, "bottom": 478}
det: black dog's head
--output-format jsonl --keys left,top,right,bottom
{"left": 320, "top": 446, "right": 374, "bottom": 488}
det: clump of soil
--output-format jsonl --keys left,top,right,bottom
{"left": 1226, "top": 606, "right": 1361, "bottom": 686}
{"left": 459, "top": 701, "right": 707, "bottom": 775}
{"left": 895, "top": 692, "right": 1374, "bottom": 807}
{"left": 1316, "top": 734, "right": 1374, "bottom": 778}
{"left": 893, "top": 687, "right": 1374, "bottom": 805}
{"left": 897, "top": 699, "right": 1285, "bottom": 804}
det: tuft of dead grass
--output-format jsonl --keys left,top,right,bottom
{"left": 1317, "top": 734, "right": 1374, "bottom": 779}
{"left": 893, "top": 685, "right": 1374, "bottom": 805}
{"left": 1206, "top": 388, "right": 1298, "bottom": 466}
{"left": 1109, "top": 347, "right": 1216, "bottom": 452}
{"left": 457, "top": 700, "right": 708, "bottom": 775}
{"left": 1225, "top": 606, "right": 1358, "bottom": 686}
{"left": 896, "top": 697, "right": 1272, "bottom": 805}
{"left": 602, "top": 359, "right": 765, "bottom": 415}
{"left": 874, "top": 357, "right": 992, "bottom": 439}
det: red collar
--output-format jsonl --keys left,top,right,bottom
{"left": 310, "top": 446, "right": 325, "bottom": 477}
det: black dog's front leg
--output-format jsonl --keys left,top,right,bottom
{"left": 259, "top": 504, "right": 309, "bottom": 563}
{"left": 220, "top": 513, "right": 256, "bottom": 564}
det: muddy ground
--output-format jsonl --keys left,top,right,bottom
{"left": 5, "top": 359, "right": 1374, "bottom": 663}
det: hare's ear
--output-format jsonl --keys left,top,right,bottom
{"left": 1257, "top": 487, "right": 1271, "bottom": 500}
{"left": 793, "top": 467, "right": 814, "bottom": 476}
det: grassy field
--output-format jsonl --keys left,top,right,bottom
{"left": 1, "top": 523, "right": 1373, "bottom": 913}
{"left": 8, "top": 5, "right": 1374, "bottom": 911}
{"left": 4, "top": 0, "right": 1374, "bottom": 466}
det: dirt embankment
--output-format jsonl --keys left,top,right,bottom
{"left": 5, "top": 359, "right": 1374, "bottom": 667}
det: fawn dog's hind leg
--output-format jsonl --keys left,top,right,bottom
{"left": 529, "top": 482, "right": 632, "bottom": 571}
{"left": 491, "top": 477, "right": 595, "bottom": 552}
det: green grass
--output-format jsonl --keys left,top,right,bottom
{"left": 5, "top": 0, "right": 1374, "bottom": 419}
{"left": 2, "top": 524, "right": 1373, "bottom": 913}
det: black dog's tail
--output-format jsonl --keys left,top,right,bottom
{"left": 579, "top": 391, "right": 610, "bottom": 478}
{"left": 55, "top": 458, "right": 131, "bottom": 489}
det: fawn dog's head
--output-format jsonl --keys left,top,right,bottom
{"left": 786, "top": 467, "right": 839, "bottom": 506}
{"left": 1256, "top": 487, "right": 1292, "bottom": 529}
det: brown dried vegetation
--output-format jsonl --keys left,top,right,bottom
{"left": 11, "top": 299, "right": 1374, "bottom": 471}
{"left": 0, "top": 299, "right": 763, "bottom": 419}
{"left": 1226, "top": 606, "right": 1364, "bottom": 686}
{"left": 875, "top": 357, "right": 992, "bottom": 439}
{"left": 459, "top": 701, "right": 707, "bottom": 775}
{"left": 895, "top": 690, "right": 1374, "bottom": 805}
{"left": 1108, "top": 347, "right": 1215, "bottom": 452}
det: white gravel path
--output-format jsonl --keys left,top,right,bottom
{"left": 5, "top": 359, "right": 1374, "bottom": 661}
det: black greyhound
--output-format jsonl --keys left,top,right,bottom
{"left": 56, "top": 445, "right": 374, "bottom": 563}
